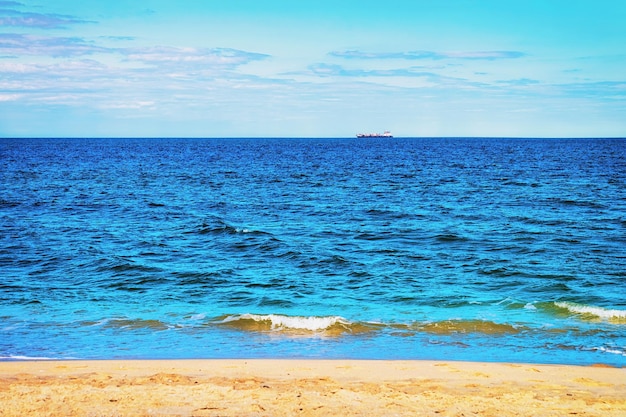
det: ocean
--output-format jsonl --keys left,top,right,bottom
{"left": 1, "top": 137, "right": 625, "bottom": 366}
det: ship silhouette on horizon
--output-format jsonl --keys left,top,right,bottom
{"left": 356, "top": 130, "right": 393, "bottom": 138}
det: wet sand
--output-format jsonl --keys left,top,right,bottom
{"left": 1, "top": 359, "right": 625, "bottom": 416}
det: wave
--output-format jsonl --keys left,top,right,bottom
{"left": 548, "top": 198, "right": 607, "bottom": 209}
{"left": 194, "top": 216, "right": 270, "bottom": 237}
{"left": 0, "top": 199, "right": 21, "bottom": 208}
{"left": 434, "top": 233, "right": 469, "bottom": 242}
{"left": 0, "top": 355, "right": 65, "bottom": 361}
{"left": 81, "top": 318, "right": 172, "bottom": 331}
{"left": 412, "top": 319, "right": 527, "bottom": 335}
{"left": 70, "top": 305, "right": 626, "bottom": 342}
{"left": 554, "top": 302, "right": 626, "bottom": 323}
{"left": 593, "top": 346, "right": 626, "bottom": 357}
{"left": 214, "top": 314, "right": 377, "bottom": 335}
{"left": 213, "top": 314, "right": 530, "bottom": 338}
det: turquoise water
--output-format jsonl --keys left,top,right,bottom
{"left": 1, "top": 137, "right": 625, "bottom": 365}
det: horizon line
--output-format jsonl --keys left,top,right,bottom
{"left": 2, "top": 136, "right": 625, "bottom": 140}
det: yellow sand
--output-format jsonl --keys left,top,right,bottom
{"left": 1, "top": 359, "right": 624, "bottom": 416}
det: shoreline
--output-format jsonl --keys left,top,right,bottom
{"left": 2, "top": 359, "right": 625, "bottom": 416}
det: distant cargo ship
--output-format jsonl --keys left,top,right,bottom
{"left": 356, "top": 130, "right": 393, "bottom": 138}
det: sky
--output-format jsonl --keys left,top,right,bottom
{"left": 1, "top": 0, "right": 625, "bottom": 138}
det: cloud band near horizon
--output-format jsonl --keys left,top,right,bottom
{"left": 330, "top": 50, "right": 526, "bottom": 60}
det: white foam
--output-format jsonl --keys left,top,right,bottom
{"left": 224, "top": 314, "right": 351, "bottom": 331}
{"left": 594, "top": 346, "right": 626, "bottom": 356}
{"left": 555, "top": 302, "right": 626, "bottom": 320}
{"left": 0, "top": 355, "right": 66, "bottom": 361}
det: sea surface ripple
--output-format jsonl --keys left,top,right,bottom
{"left": 1, "top": 137, "right": 625, "bottom": 365}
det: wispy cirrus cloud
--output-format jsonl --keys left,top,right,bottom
{"left": 0, "top": 33, "right": 110, "bottom": 57}
{"left": 330, "top": 49, "right": 526, "bottom": 60}
{"left": 496, "top": 78, "right": 541, "bottom": 86}
{"left": 0, "top": 59, "right": 115, "bottom": 100}
{"left": 0, "top": 31, "right": 274, "bottom": 111}
{"left": 0, "top": 1, "right": 92, "bottom": 28}
{"left": 308, "top": 63, "right": 444, "bottom": 78}
{"left": 558, "top": 80, "right": 626, "bottom": 99}
{"left": 121, "top": 46, "right": 269, "bottom": 68}
{"left": 0, "top": 33, "right": 270, "bottom": 68}
{"left": 0, "top": 59, "right": 107, "bottom": 75}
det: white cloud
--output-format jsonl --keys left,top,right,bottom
{"left": 0, "top": 2, "right": 92, "bottom": 28}
{"left": 121, "top": 46, "right": 269, "bottom": 68}
{"left": 0, "top": 34, "right": 110, "bottom": 57}
{"left": 330, "top": 50, "right": 526, "bottom": 61}
{"left": 306, "top": 63, "right": 460, "bottom": 80}
{"left": 0, "top": 92, "right": 20, "bottom": 101}
{"left": 1, "top": 2, "right": 624, "bottom": 137}
{"left": 101, "top": 100, "right": 156, "bottom": 110}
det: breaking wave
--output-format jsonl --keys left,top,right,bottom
{"left": 213, "top": 314, "right": 529, "bottom": 337}
{"left": 554, "top": 302, "right": 626, "bottom": 323}
{"left": 215, "top": 314, "right": 363, "bottom": 334}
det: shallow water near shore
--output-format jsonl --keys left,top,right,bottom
{"left": 1, "top": 137, "right": 625, "bottom": 365}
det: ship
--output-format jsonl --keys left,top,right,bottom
{"left": 356, "top": 130, "right": 393, "bottom": 138}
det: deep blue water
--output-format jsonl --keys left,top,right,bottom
{"left": 1, "top": 137, "right": 625, "bottom": 365}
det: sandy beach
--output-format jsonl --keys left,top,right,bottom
{"left": 0, "top": 360, "right": 624, "bottom": 416}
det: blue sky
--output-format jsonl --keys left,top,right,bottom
{"left": 1, "top": 0, "right": 625, "bottom": 137}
